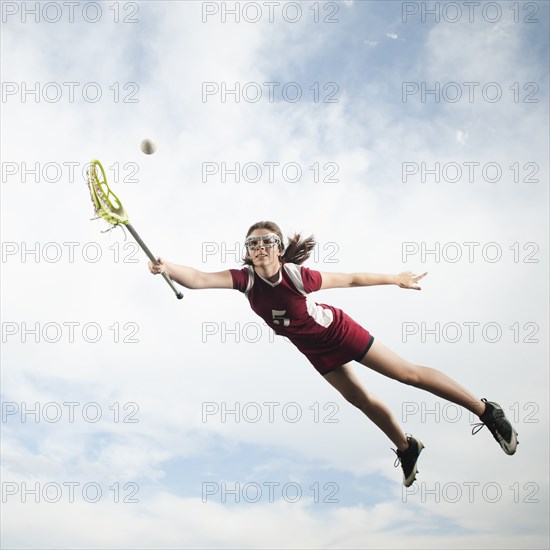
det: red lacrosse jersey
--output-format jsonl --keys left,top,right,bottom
{"left": 229, "top": 263, "right": 373, "bottom": 374}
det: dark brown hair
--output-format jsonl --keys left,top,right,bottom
{"left": 242, "top": 221, "right": 316, "bottom": 266}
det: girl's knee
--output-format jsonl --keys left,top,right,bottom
{"left": 343, "top": 390, "right": 370, "bottom": 409}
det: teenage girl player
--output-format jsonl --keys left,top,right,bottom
{"left": 149, "top": 221, "right": 518, "bottom": 486}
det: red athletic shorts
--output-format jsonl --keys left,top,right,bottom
{"left": 284, "top": 306, "right": 375, "bottom": 375}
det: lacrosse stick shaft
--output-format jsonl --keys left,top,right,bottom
{"left": 126, "top": 223, "right": 183, "bottom": 299}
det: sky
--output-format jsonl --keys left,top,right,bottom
{"left": 1, "top": 0, "right": 549, "bottom": 548}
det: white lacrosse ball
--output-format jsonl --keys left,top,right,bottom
{"left": 140, "top": 139, "right": 157, "bottom": 155}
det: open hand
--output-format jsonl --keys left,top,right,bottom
{"left": 395, "top": 271, "right": 428, "bottom": 290}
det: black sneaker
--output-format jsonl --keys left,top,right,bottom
{"left": 393, "top": 435, "right": 424, "bottom": 487}
{"left": 471, "top": 398, "right": 518, "bottom": 455}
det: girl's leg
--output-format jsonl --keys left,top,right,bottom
{"left": 359, "top": 339, "right": 486, "bottom": 417}
{"left": 323, "top": 364, "right": 410, "bottom": 451}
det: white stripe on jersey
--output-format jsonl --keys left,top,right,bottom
{"left": 244, "top": 265, "right": 255, "bottom": 298}
{"left": 283, "top": 264, "right": 333, "bottom": 328}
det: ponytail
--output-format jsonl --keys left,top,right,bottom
{"left": 281, "top": 233, "right": 316, "bottom": 265}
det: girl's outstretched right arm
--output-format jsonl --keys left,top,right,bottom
{"left": 148, "top": 257, "right": 233, "bottom": 289}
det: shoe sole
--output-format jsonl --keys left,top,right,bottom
{"left": 484, "top": 401, "right": 519, "bottom": 456}
{"left": 501, "top": 428, "right": 518, "bottom": 455}
{"left": 403, "top": 440, "right": 424, "bottom": 487}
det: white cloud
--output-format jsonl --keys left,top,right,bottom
{"left": 455, "top": 129, "right": 467, "bottom": 144}
{"left": 1, "top": 2, "right": 548, "bottom": 548}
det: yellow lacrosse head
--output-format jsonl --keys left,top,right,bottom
{"left": 87, "top": 159, "right": 129, "bottom": 225}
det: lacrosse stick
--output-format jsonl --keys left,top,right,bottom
{"left": 86, "top": 159, "right": 183, "bottom": 299}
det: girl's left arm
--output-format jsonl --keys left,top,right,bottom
{"left": 319, "top": 271, "right": 428, "bottom": 290}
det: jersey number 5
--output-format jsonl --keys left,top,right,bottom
{"left": 272, "top": 310, "right": 290, "bottom": 327}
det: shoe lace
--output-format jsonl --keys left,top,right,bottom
{"left": 471, "top": 415, "right": 505, "bottom": 442}
{"left": 392, "top": 446, "right": 417, "bottom": 472}
{"left": 471, "top": 422, "right": 486, "bottom": 436}
{"left": 392, "top": 448, "right": 402, "bottom": 468}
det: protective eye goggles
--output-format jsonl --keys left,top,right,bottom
{"left": 245, "top": 233, "right": 282, "bottom": 251}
